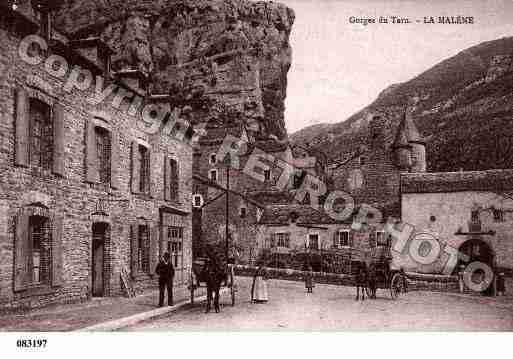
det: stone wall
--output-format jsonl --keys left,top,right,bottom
{"left": 0, "top": 13, "right": 192, "bottom": 310}
{"left": 401, "top": 190, "right": 513, "bottom": 274}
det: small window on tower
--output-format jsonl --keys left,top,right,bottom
{"left": 240, "top": 206, "right": 247, "bottom": 219}
{"left": 264, "top": 169, "right": 271, "bottom": 182}
{"left": 209, "top": 153, "right": 217, "bottom": 165}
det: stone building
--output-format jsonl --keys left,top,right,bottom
{"left": 0, "top": 3, "right": 192, "bottom": 310}
{"left": 399, "top": 170, "right": 513, "bottom": 277}
{"left": 328, "top": 111, "right": 427, "bottom": 215}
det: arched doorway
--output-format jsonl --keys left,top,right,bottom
{"left": 457, "top": 238, "right": 495, "bottom": 296}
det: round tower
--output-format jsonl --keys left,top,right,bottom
{"left": 392, "top": 110, "right": 426, "bottom": 172}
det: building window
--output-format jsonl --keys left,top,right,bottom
{"left": 137, "top": 225, "right": 150, "bottom": 273}
{"left": 292, "top": 170, "right": 305, "bottom": 189}
{"left": 308, "top": 234, "right": 319, "bottom": 250}
{"left": 375, "top": 231, "right": 389, "bottom": 247}
{"left": 471, "top": 209, "right": 480, "bottom": 222}
{"left": 193, "top": 194, "right": 203, "bottom": 208}
{"left": 29, "top": 98, "right": 53, "bottom": 170}
{"left": 95, "top": 127, "right": 111, "bottom": 185}
{"left": 138, "top": 145, "right": 150, "bottom": 193}
{"left": 264, "top": 169, "right": 271, "bottom": 182}
{"left": 272, "top": 233, "right": 290, "bottom": 248}
{"left": 209, "top": 153, "right": 217, "bottom": 165}
{"left": 493, "top": 208, "right": 504, "bottom": 223}
{"left": 334, "top": 230, "right": 350, "bottom": 248}
{"left": 168, "top": 227, "right": 184, "bottom": 282}
{"left": 209, "top": 169, "right": 218, "bottom": 182}
{"left": 168, "top": 159, "right": 179, "bottom": 201}
{"left": 29, "top": 215, "right": 51, "bottom": 285}
{"left": 240, "top": 206, "right": 247, "bottom": 219}
{"left": 359, "top": 156, "right": 366, "bottom": 166}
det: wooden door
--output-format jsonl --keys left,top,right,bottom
{"left": 92, "top": 225, "right": 105, "bottom": 297}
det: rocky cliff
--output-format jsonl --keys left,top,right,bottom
{"left": 54, "top": 0, "right": 295, "bottom": 139}
{"left": 291, "top": 37, "right": 513, "bottom": 172}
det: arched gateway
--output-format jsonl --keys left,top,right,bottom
{"left": 457, "top": 238, "right": 495, "bottom": 296}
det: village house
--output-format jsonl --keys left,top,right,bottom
{"left": 0, "top": 2, "right": 192, "bottom": 310}
{"left": 399, "top": 169, "right": 513, "bottom": 278}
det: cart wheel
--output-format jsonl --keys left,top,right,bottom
{"left": 230, "top": 266, "right": 236, "bottom": 306}
{"left": 390, "top": 273, "right": 404, "bottom": 300}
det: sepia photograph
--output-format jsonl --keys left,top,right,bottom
{"left": 0, "top": 0, "right": 512, "bottom": 356}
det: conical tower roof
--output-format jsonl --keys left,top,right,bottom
{"left": 393, "top": 109, "right": 426, "bottom": 148}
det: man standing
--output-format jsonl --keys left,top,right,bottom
{"left": 156, "top": 252, "right": 175, "bottom": 307}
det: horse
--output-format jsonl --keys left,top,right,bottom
{"left": 197, "top": 257, "right": 228, "bottom": 313}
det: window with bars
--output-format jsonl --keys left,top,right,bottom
{"left": 272, "top": 233, "right": 290, "bottom": 248}
{"left": 137, "top": 225, "right": 150, "bottom": 273}
{"left": 29, "top": 216, "right": 51, "bottom": 285}
{"left": 95, "top": 127, "right": 111, "bottom": 185}
{"left": 264, "top": 169, "right": 271, "bottom": 182}
{"left": 493, "top": 208, "right": 504, "bottom": 223}
{"left": 167, "top": 226, "right": 184, "bottom": 270}
{"left": 334, "top": 230, "right": 350, "bottom": 248}
{"left": 139, "top": 145, "right": 150, "bottom": 193}
{"left": 308, "top": 234, "right": 319, "bottom": 250}
{"left": 29, "top": 98, "right": 53, "bottom": 170}
{"left": 169, "top": 159, "right": 179, "bottom": 201}
{"left": 375, "top": 231, "right": 389, "bottom": 247}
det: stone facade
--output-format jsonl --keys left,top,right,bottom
{"left": 399, "top": 170, "right": 513, "bottom": 275}
{"left": 0, "top": 4, "right": 192, "bottom": 310}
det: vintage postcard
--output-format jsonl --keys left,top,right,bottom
{"left": 0, "top": 0, "right": 512, "bottom": 355}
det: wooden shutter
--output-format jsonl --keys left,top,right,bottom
{"left": 110, "top": 131, "right": 120, "bottom": 189}
{"left": 85, "top": 119, "right": 99, "bottom": 183}
{"left": 332, "top": 231, "right": 338, "bottom": 248}
{"left": 130, "top": 224, "right": 138, "bottom": 278}
{"left": 52, "top": 103, "right": 65, "bottom": 177}
{"left": 349, "top": 231, "right": 354, "bottom": 247}
{"left": 51, "top": 216, "right": 64, "bottom": 286}
{"left": 14, "top": 212, "right": 29, "bottom": 291}
{"left": 131, "top": 141, "right": 140, "bottom": 194}
{"left": 149, "top": 150, "right": 158, "bottom": 198}
{"left": 149, "top": 225, "right": 158, "bottom": 276}
{"left": 164, "top": 157, "right": 170, "bottom": 201}
{"left": 15, "top": 87, "right": 29, "bottom": 167}
{"left": 171, "top": 159, "right": 179, "bottom": 201}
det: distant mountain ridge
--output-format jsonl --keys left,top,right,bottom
{"left": 290, "top": 36, "right": 513, "bottom": 172}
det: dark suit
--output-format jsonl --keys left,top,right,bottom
{"left": 156, "top": 260, "right": 175, "bottom": 306}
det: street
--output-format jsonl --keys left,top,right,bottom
{"left": 123, "top": 277, "right": 513, "bottom": 331}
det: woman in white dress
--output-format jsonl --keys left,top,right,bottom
{"left": 251, "top": 266, "right": 268, "bottom": 303}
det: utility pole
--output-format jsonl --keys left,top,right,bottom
{"left": 225, "top": 165, "right": 229, "bottom": 263}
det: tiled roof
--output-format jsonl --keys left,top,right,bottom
{"left": 401, "top": 169, "right": 513, "bottom": 193}
{"left": 198, "top": 126, "right": 243, "bottom": 144}
{"left": 247, "top": 190, "right": 294, "bottom": 205}
{"left": 252, "top": 138, "right": 290, "bottom": 153}
{"left": 259, "top": 204, "right": 344, "bottom": 225}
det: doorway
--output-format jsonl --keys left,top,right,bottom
{"left": 458, "top": 238, "right": 495, "bottom": 296}
{"left": 92, "top": 223, "right": 108, "bottom": 297}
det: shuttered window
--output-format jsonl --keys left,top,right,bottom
{"left": 169, "top": 159, "right": 179, "bottom": 201}
{"left": 137, "top": 225, "right": 150, "bottom": 273}
{"left": 95, "top": 127, "right": 111, "bottom": 185}
{"left": 14, "top": 211, "right": 61, "bottom": 291}
{"left": 29, "top": 98, "right": 53, "bottom": 170}
{"left": 139, "top": 146, "right": 150, "bottom": 194}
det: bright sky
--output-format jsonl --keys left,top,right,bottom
{"left": 281, "top": 0, "right": 513, "bottom": 133}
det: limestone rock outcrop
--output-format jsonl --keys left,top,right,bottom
{"left": 54, "top": 0, "right": 295, "bottom": 139}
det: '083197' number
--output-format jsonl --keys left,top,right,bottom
{"left": 16, "top": 339, "right": 47, "bottom": 348}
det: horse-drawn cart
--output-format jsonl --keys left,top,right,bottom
{"left": 189, "top": 257, "right": 237, "bottom": 307}
{"left": 352, "top": 247, "right": 408, "bottom": 300}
